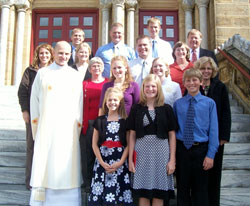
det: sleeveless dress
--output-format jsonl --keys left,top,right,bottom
{"left": 88, "top": 119, "right": 133, "bottom": 206}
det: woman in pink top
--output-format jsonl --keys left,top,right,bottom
{"left": 170, "top": 41, "right": 193, "bottom": 95}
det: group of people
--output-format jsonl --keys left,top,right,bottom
{"left": 17, "top": 16, "right": 231, "bottom": 206}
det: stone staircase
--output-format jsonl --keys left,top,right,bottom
{"left": 0, "top": 86, "right": 250, "bottom": 205}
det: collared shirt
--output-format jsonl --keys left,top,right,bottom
{"left": 150, "top": 37, "right": 174, "bottom": 65}
{"left": 173, "top": 92, "right": 219, "bottom": 159}
{"left": 162, "top": 77, "right": 182, "bottom": 107}
{"left": 190, "top": 48, "right": 200, "bottom": 60}
{"left": 129, "top": 56, "right": 153, "bottom": 87}
{"left": 95, "top": 42, "right": 136, "bottom": 78}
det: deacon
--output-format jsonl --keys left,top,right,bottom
{"left": 29, "top": 41, "right": 83, "bottom": 206}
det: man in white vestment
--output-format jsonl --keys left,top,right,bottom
{"left": 30, "top": 41, "right": 83, "bottom": 206}
{"left": 129, "top": 35, "right": 153, "bottom": 87}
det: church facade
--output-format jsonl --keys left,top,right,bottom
{"left": 0, "top": 0, "right": 249, "bottom": 85}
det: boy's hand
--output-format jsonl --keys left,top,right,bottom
{"left": 203, "top": 157, "right": 214, "bottom": 170}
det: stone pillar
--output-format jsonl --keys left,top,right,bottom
{"left": 112, "top": 0, "right": 125, "bottom": 25}
{"left": 100, "top": 0, "right": 111, "bottom": 45}
{"left": 126, "top": 0, "right": 137, "bottom": 48}
{"left": 196, "top": 0, "right": 209, "bottom": 49}
{"left": 14, "top": 1, "right": 29, "bottom": 85}
{"left": 0, "top": 1, "right": 13, "bottom": 86}
{"left": 182, "top": 0, "right": 195, "bottom": 41}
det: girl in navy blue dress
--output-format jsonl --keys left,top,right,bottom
{"left": 88, "top": 87, "right": 133, "bottom": 206}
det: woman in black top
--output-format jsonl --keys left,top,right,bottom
{"left": 194, "top": 56, "right": 231, "bottom": 206}
{"left": 18, "top": 43, "right": 54, "bottom": 189}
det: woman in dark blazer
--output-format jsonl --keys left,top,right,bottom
{"left": 194, "top": 56, "right": 231, "bottom": 206}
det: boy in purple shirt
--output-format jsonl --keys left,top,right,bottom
{"left": 173, "top": 68, "right": 219, "bottom": 206}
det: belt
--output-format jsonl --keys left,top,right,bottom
{"left": 101, "top": 141, "right": 123, "bottom": 148}
{"left": 177, "top": 139, "right": 208, "bottom": 146}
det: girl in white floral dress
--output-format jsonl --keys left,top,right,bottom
{"left": 88, "top": 87, "right": 134, "bottom": 206}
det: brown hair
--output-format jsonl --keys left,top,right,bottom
{"left": 139, "top": 74, "right": 165, "bottom": 107}
{"left": 150, "top": 57, "right": 170, "bottom": 77}
{"left": 187, "top": 29, "right": 202, "bottom": 39}
{"left": 183, "top": 68, "right": 203, "bottom": 83}
{"left": 71, "top": 28, "right": 85, "bottom": 38}
{"left": 75, "top": 42, "right": 91, "bottom": 64}
{"left": 110, "top": 56, "right": 134, "bottom": 91}
{"left": 136, "top": 35, "right": 151, "bottom": 45}
{"left": 102, "top": 87, "right": 127, "bottom": 119}
{"left": 194, "top": 56, "right": 219, "bottom": 78}
{"left": 110, "top": 22, "right": 124, "bottom": 31}
{"left": 32, "top": 44, "right": 54, "bottom": 69}
{"left": 172, "top": 41, "right": 190, "bottom": 61}
{"left": 147, "top": 17, "right": 161, "bottom": 27}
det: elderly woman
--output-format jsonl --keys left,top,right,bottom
{"left": 194, "top": 56, "right": 231, "bottom": 206}
{"left": 150, "top": 57, "right": 182, "bottom": 107}
{"left": 80, "top": 57, "right": 109, "bottom": 191}
{"left": 18, "top": 43, "right": 54, "bottom": 189}
{"left": 170, "top": 41, "right": 193, "bottom": 95}
{"left": 72, "top": 42, "right": 92, "bottom": 81}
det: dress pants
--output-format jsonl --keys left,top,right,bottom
{"left": 176, "top": 140, "right": 209, "bottom": 206}
{"left": 208, "top": 144, "right": 224, "bottom": 206}
{"left": 80, "top": 121, "right": 95, "bottom": 192}
{"left": 25, "top": 123, "right": 34, "bottom": 189}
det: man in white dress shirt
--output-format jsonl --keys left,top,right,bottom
{"left": 147, "top": 17, "right": 174, "bottom": 65}
{"left": 30, "top": 41, "right": 83, "bottom": 206}
{"left": 129, "top": 35, "right": 153, "bottom": 87}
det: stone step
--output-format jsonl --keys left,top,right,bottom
{"left": 231, "top": 122, "right": 250, "bottom": 132}
{"left": 221, "top": 170, "right": 250, "bottom": 188}
{"left": 0, "top": 152, "right": 25, "bottom": 167}
{"left": 232, "top": 114, "right": 250, "bottom": 122}
{"left": 229, "top": 98, "right": 238, "bottom": 106}
{"left": 220, "top": 188, "right": 250, "bottom": 206}
{"left": 0, "top": 168, "right": 25, "bottom": 184}
{"left": 224, "top": 143, "right": 250, "bottom": 155}
{"left": 0, "top": 184, "right": 30, "bottom": 205}
{"left": 0, "top": 130, "right": 26, "bottom": 141}
{"left": 223, "top": 155, "right": 250, "bottom": 170}
{"left": 230, "top": 132, "right": 250, "bottom": 143}
{"left": 0, "top": 140, "right": 26, "bottom": 153}
{"left": 231, "top": 106, "right": 243, "bottom": 114}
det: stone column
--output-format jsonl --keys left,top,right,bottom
{"left": 0, "top": 1, "right": 13, "bottom": 85}
{"left": 112, "top": 0, "right": 125, "bottom": 25}
{"left": 100, "top": 0, "right": 111, "bottom": 45}
{"left": 196, "top": 0, "right": 209, "bottom": 49}
{"left": 14, "top": 1, "right": 29, "bottom": 85}
{"left": 182, "top": 0, "right": 195, "bottom": 41}
{"left": 126, "top": 0, "right": 137, "bottom": 48}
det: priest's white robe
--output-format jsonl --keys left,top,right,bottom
{"left": 30, "top": 62, "right": 83, "bottom": 204}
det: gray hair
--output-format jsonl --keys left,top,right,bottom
{"left": 88, "top": 57, "right": 104, "bottom": 72}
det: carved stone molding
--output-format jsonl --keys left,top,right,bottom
{"left": 195, "top": 0, "right": 209, "bottom": 8}
{"left": 100, "top": 0, "right": 112, "bottom": 9}
{"left": 112, "top": 0, "right": 125, "bottom": 8}
{"left": 182, "top": 0, "right": 195, "bottom": 11}
{"left": 125, "top": 0, "right": 137, "bottom": 10}
{"left": 0, "top": 0, "right": 14, "bottom": 7}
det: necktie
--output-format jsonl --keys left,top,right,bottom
{"left": 113, "top": 45, "right": 118, "bottom": 57}
{"left": 141, "top": 60, "right": 146, "bottom": 84}
{"left": 152, "top": 40, "right": 158, "bottom": 58}
{"left": 183, "top": 97, "right": 195, "bottom": 149}
{"left": 192, "top": 50, "right": 197, "bottom": 63}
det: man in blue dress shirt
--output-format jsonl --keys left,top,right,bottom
{"left": 95, "top": 23, "right": 136, "bottom": 78}
{"left": 173, "top": 68, "right": 219, "bottom": 206}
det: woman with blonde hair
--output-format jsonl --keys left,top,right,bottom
{"left": 18, "top": 43, "right": 54, "bottom": 189}
{"left": 72, "top": 42, "right": 92, "bottom": 80}
{"left": 128, "top": 74, "right": 178, "bottom": 206}
{"left": 99, "top": 55, "right": 140, "bottom": 115}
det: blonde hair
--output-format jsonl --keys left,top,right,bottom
{"left": 187, "top": 29, "right": 202, "bottom": 39}
{"left": 150, "top": 57, "right": 170, "bottom": 77}
{"left": 71, "top": 28, "right": 85, "bottom": 38}
{"left": 194, "top": 56, "right": 219, "bottom": 78}
{"left": 32, "top": 44, "right": 54, "bottom": 69}
{"left": 102, "top": 87, "right": 127, "bottom": 119}
{"left": 75, "top": 42, "right": 91, "bottom": 64}
{"left": 110, "top": 22, "right": 124, "bottom": 30}
{"left": 183, "top": 68, "right": 203, "bottom": 83}
{"left": 172, "top": 41, "right": 190, "bottom": 61}
{"left": 147, "top": 17, "right": 161, "bottom": 27}
{"left": 110, "top": 56, "right": 134, "bottom": 91}
{"left": 139, "top": 74, "right": 165, "bottom": 107}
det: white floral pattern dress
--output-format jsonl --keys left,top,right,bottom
{"left": 88, "top": 120, "right": 133, "bottom": 206}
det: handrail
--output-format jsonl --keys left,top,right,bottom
{"left": 217, "top": 48, "right": 250, "bottom": 80}
{"left": 218, "top": 48, "right": 250, "bottom": 80}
